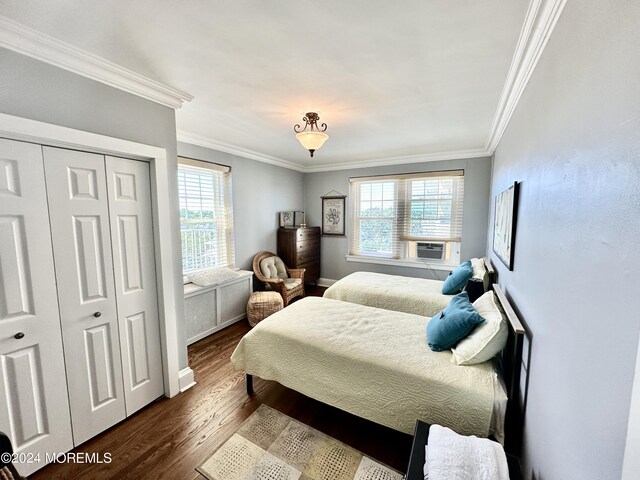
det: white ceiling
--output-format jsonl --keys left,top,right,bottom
{"left": 0, "top": 1, "right": 531, "bottom": 171}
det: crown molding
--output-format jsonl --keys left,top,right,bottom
{"left": 0, "top": 15, "right": 193, "bottom": 109}
{"left": 177, "top": 0, "right": 566, "bottom": 173}
{"left": 178, "top": 0, "right": 567, "bottom": 172}
{"left": 485, "top": 0, "right": 567, "bottom": 154}
{"left": 178, "top": 129, "right": 490, "bottom": 173}
{"left": 176, "top": 130, "right": 305, "bottom": 172}
{"left": 301, "top": 148, "right": 491, "bottom": 173}
{"left": 0, "top": 1, "right": 565, "bottom": 166}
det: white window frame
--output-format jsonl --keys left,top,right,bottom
{"left": 348, "top": 170, "right": 464, "bottom": 268}
{"left": 350, "top": 179, "right": 399, "bottom": 258}
{"left": 178, "top": 157, "right": 235, "bottom": 275}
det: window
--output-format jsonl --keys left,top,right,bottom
{"left": 178, "top": 158, "right": 235, "bottom": 273}
{"left": 349, "top": 170, "right": 464, "bottom": 263}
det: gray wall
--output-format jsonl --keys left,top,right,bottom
{"left": 177, "top": 143, "right": 304, "bottom": 271}
{"left": 0, "top": 48, "right": 190, "bottom": 369}
{"left": 303, "top": 157, "right": 492, "bottom": 281}
{"left": 487, "top": 2, "right": 640, "bottom": 479}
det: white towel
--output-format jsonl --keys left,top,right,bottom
{"left": 426, "top": 425, "right": 510, "bottom": 480}
{"left": 424, "top": 446, "right": 429, "bottom": 479}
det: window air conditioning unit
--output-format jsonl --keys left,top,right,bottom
{"left": 416, "top": 242, "right": 445, "bottom": 260}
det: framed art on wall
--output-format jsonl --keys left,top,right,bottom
{"left": 321, "top": 195, "right": 346, "bottom": 236}
{"left": 493, "top": 181, "right": 520, "bottom": 270}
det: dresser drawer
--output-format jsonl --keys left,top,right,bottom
{"left": 297, "top": 251, "right": 319, "bottom": 264}
{"left": 296, "top": 239, "right": 320, "bottom": 253}
{"left": 298, "top": 255, "right": 318, "bottom": 265}
{"left": 296, "top": 228, "right": 320, "bottom": 240}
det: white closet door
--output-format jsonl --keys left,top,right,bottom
{"left": 105, "top": 156, "right": 164, "bottom": 414}
{"left": 43, "top": 147, "right": 126, "bottom": 446}
{"left": 0, "top": 139, "right": 73, "bottom": 476}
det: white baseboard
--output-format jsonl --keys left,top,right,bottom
{"left": 318, "top": 277, "right": 337, "bottom": 287}
{"left": 178, "top": 367, "right": 196, "bottom": 392}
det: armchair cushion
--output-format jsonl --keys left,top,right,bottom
{"left": 283, "top": 278, "right": 303, "bottom": 290}
{"left": 259, "top": 256, "right": 288, "bottom": 280}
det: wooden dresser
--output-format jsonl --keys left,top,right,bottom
{"left": 277, "top": 226, "right": 321, "bottom": 285}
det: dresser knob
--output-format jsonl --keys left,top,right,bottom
{"left": 14, "top": 332, "right": 24, "bottom": 340}
{"left": 93, "top": 312, "right": 102, "bottom": 318}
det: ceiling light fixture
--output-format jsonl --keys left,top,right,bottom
{"left": 294, "top": 112, "right": 328, "bottom": 157}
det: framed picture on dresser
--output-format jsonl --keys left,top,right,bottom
{"left": 293, "top": 211, "right": 306, "bottom": 227}
{"left": 279, "top": 211, "right": 294, "bottom": 227}
{"left": 321, "top": 195, "right": 346, "bottom": 236}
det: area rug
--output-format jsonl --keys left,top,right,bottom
{"left": 198, "top": 404, "right": 403, "bottom": 480}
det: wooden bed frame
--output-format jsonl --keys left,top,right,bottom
{"left": 245, "top": 280, "right": 526, "bottom": 456}
{"left": 484, "top": 257, "right": 496, "bottom": 281}
{"left": 493, "top": 283, "right": 526, "bottom": 455}
{"left": 466, "top": 257, "right": 496, "bottom": 302}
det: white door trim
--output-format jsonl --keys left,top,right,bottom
{"left": 0, "top": 112, "right": 182, "bottom": 398}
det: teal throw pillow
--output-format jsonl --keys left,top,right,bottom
{"left": 441, "top": 260, "right": 473, "bottom": 294}
{"left": 426, "top": 291, "right": 485, "bottom": 352}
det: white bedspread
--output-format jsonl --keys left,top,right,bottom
{"left": 231, "top": 297, "right": 495, "bottom": 437}
{"left": 323, "top": 272, "right": 452, "bottom": 317}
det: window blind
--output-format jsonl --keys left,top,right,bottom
{"left": 349, "top": 170, "right": 464, "bottom": 259}
{"left": 178, "top": 158, "right": 235, "bottom": 273}
{"left": 350, "top": 179, "right": 400, "bottom": 258}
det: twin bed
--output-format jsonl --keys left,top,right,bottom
{"left": 323, "top": 257, "right": 494, "bottom": 317}
{"left": 231, "top": 262, "right": 525, "bottom": 453}
{"left": 322, "top": 271, "right": 453, "bottom": 317}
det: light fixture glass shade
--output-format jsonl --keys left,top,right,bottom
{"left": 296, "top": 131, "right": 329, "bottom": 151}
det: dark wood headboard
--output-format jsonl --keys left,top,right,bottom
{"left": 493, "top": 284, "right": 526, "bottom": 456}
{"left": 483, "top": 256, "right": 496, "bottom": 284}
{"left": 466, "top": 258, "right": 497, "bottom": 302}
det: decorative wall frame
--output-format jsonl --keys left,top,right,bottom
{"left": 321, "top": 194, "right": 346, "bottom": 236}
{"left": 493, "top": 181, "right": 520, "bottom": 270}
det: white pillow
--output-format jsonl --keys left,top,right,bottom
{"left": 470, "top": 257, "right": 490, "bottom": 292}
{"left": 451, "top": 290, "right": 507, "bottom": 365}
{"left": 186, "top": 267, "right": 239, "bottom": 286}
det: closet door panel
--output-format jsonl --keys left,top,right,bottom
{"left": 43, "top": 147, "right": 126, "bottom": 446}
{"left": 0, "top": 139, "right": 73, "bottom": 476}
{"left": 106, "top": 156, "right": 164, "bottom": 415}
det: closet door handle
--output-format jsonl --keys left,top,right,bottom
{"left": 14, "top": 332, "right": 25, "bottom": 340}
{"left": 93, "top": 312, "right": 102, "bottom": 318}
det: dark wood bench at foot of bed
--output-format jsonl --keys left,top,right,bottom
{"left": 406, "top": 420, "right": 523, "bottom": 480}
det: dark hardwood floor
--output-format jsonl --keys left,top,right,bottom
{"left": 31, "top": 287, "right": 413, "bottom": 479}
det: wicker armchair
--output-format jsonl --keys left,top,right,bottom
{"left": 252, "top": 251, "right": 305, "bottom": 306}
